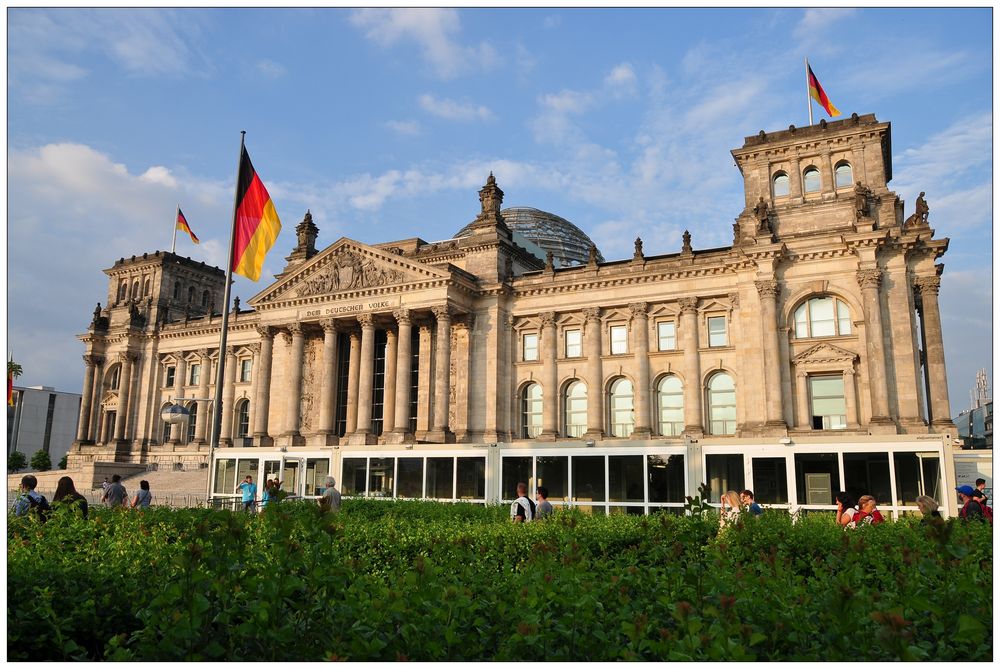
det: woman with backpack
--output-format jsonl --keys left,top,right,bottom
{"left": 131, "top": 480, "right": 153, "bottom": 509}
{"left": 52, "top": 476, "right": 89, "bottom": 519}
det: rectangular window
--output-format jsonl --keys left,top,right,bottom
{"left": 708, "top": 316, "right": 728, "bottom": 347}
{"left": 189, "top": 363, "right": 201, "bottom": 386}
{"left": 565, "top": 329, "right": 582, "bottom": 358}
{"left": 648, "top": 454, "right": 686, "bottom": 503}
{"left": 305, "top": 458, "right": 330, "bottom": 497}
{"left": 609, "top": 455, "right": 644, "bottom": 503}
{"left": 705, "top": 454, "right": 744, "bottom": 504}
{"left": 893, "top": 452, "right": 942, "bottom": 506}
{"left": 752, "top": 457, "right": 789, "bottom": 505}
{"left": 809, "top": 298, "right": 836, "bottom": 337}
{"left": 42, "top": 394, "right": 56, "bottom": 455}
{"left": 342, "top": 458, "right": 367, "bottom": 496}
{"left": 456, "top": 457, "right": 486, "bottom": 500}
{"left": 843, "top": 452, "right": 891, "bottom": 505}
{"left": 572, "top": 455, "right": 606, "bottom": 504}
{"left": 236, "top": 459, "right": 259, "bottom": 492}
{"left": 610, "top": 325, "right": 628, "bottom": 354}
{"left": 657, "top": 322, "right": 676, "bottom": 351}
{"left": 501, "top": 456, "right": 533, "bottom": 500}
{"left": 810, "top": 375, "right": 847, "bottom": 430}
{"left": 397, "top": 457, "right": 424, "bottom": 498}
{"left": 522, "top": 333, "right": 539, "bottom": 361}
{"left": 164, "top": 366, "right": 175, "bottom": 387}
{"left": 213, "top": 458, "right": 237, "bottom": 494}
{"left": 240, "top": 359, "right": 252, "bottom": 383}
{"left": 425, "top": 457, "right": 454, "bottom": 499}
{"left": 367, "top": 457, "right": 395, "bottom": 498}
{"left": 794, "top": 453, "right": 841, "bottom": 505}
{"left": 536, "top": 456, "right": 568, "bottom": 501}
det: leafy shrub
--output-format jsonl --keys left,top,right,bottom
{"left": 29, "top": 450, "right": 51, "bottom": 471}
{"left": 7, "top": 500, "right": 992, "bottom": 661}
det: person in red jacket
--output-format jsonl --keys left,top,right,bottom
{"left": 853, "top": 495, "right": 885, "bottom": 526}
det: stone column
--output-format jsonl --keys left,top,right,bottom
{"left": 220, "top": 346, "right": 237, "bottom": 446}
{"left": 194, "top": 348, "right": 211, "bottom": 444}
{"left": 345, "top": 327, "right": 362, "bottom": 436}
{"left": 795, "top": 370, "right": 811, "bottom": 429}
{"left": 821, "top": 150, "right": 835, "bottom": 198}
{"left": 539, "top": 311, "right": 558, "bottom": 440}
{"left": 789, "top": 154, "right": 803, "bottom": 202}
{"left": 843, "top": 368, "right": 859, "bottom": 428}
{"left": 755, "top": 280, "right": 787, "bottom": 431}
{"left": 392, "top": 309, "right": 413, "bottom": 439}
{"left": 87, "top": 358, "right": 104, "bottom": 443}
{"left": 856, "top": 269, "right": 892, "bottom": 425}
{"left": 283, "top": 324, "right": 305, "bottom": 439}
{"left": 629, "top": 302, "right": 652, "bottom": 439}
{"left": 429, "top": 305, "right": 453, "bottom": 441}
{"left": 679, "top": 298, "right": 703, "bottom": 436}
{"left": 353, "top": 314, "right": 376, "bottom": 441}
{"left": 316, "top": 320, "right": 338, "bottom": 439}
{"left": 914, "top": 275, "right": 953, "bottom": 429}
{"left": 383, "top": 327, "right": 398, "bottom": 435}
{"left": 113, "top": 352, "right": 134, "bottom": 441}
{"left": 252, "top": 326, "right": 274, "bottom": 442}
{"left": 76, "top": 355, "right": 98, "bottom": 441}
{"left": 170, "top": 355, "right": 187, "bottom": 443}
{"left": 583, "top": 307, "right": 604, "bottom": 439}
{"left": 415, "top": 321, "right": 433, "bottom": 437}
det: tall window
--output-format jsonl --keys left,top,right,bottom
{"left": 803, "top": 167, "right": 821, "bottom": 193}
{"left": 522, "top": 333, "right": 539, "bottom": 361}
{"left": 708, "top": 316, "right": 728, "bottom": 347}
{"left": 239, "top": 359, "right": 252, "bottom": 383}
{"left": 187, "top": 402, "right": 198, "bottom": 443}
{"left": 708, "top": 373, "right": 736, "bottom": 436}
{"left": 610, "top": 325, "right": 628, "bottom": 354}
{"left": 835, "top": 162, "right": 853, "bottom": 188}
{"left": 772, "top": 172, "right": 790, "bottom": 197}
{"left": 117, "top": 282, "right": 127, "bottom": 302}
{"left": 143, "top": 279, "right": 151, "bottom": 296}
{"left": 657, "top": 375, "right": 684, "bottom": 436}
{"left": 608, "top": 378, "right": 634, "bottom": 438}
{"left": 189, "top": 363, "right": 201, "bottom": 386}
{"left": 565, "top": 329, "right": 582, "bottom": 358}
{"left": 161, "top": 414, "right": 171, "bottom": 444}
{"left": 173, "top": 281, "right": 181, "bottom": 300}
{"left": 187, "top": 286, "right": 195, "bottom": 303}
{"left": 236, "top": 399, "right": 251, "bottom": 439}
{"left": 132, "top": 281, "right": 140, "bottom": 299}
{"left": 564, "top": 381, "right": 587, "bottom": 438}
{"left": 108, "top": 366, "right": 121, "bottom": 391}
{"left": 793, "top": 296, "right": 852, "bottom": 338}
{"left": 202, "top": 290, "right": 210, "bottom": 308}
{"left": 521, "top": 383, "right": 543, "bottom": 438}
{"left": 164, "top": 366, "right": 175, "bottom": 387}
{"left": 657, "top": 322, "right": 676, "bottom": 351}
{"left": 810, "top": 375, "right": 847, "bottom": 430}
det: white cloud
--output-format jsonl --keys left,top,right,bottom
{"left": 539, "top": 89, "right": 594, "bottom": 114}
{"left": 604, "top": 63, "right": 637, "bottom": 94}
{"left": 349, "top": 8, "right": 497, "bottom": 80}
{"left": 139, "top": 166, "right": 178, "bottom": 188}
{"left": 386, "top": 119, "right": 422, "bottom": 136}
{"left": 419, "top": 94, "right": 494, "bottom": 122}
{"left": 793, "top": 8, "right": 858, "bottom": 42}
{"left": 256, "top": 59, "right": 286, "bottom": 79}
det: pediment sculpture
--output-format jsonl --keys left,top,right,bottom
{"left": 297, "top": 250, "right": 405, "bottom": 298}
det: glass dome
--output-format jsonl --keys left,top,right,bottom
{"left": 455, "top": 207, "right": 604, "bottom": 267}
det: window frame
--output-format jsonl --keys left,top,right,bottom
{"left": 707, "top": 372, "right": 737, "bottom": 436}
{"left": 772, "top": 171, "right": 790, "bottom": 198}
{"left": 609, "top": 324, "right": 628, "bottom": 355}
{"left": 522, "top": 332, "right": 539, "bottom": 362}
{"left": 239, "top": 358, "right": 253, "bottom": 383}
{"left": 657, "top": 374, "right": 684, "bottom": 437}
{"left": 808, "top": 374, "right": 848, "bottom": 431}
{"left": 608, "top": 377, "right": 635, "bottom": 438}
{"left": 189, "top": 363, "right": 201, "bottom": 386}
{"left": 656, "top": 321, "right": 677, "bottom": 351}
{"left": 164, "top": 365, "right": 176, "bottom": 388}
{"left": 563, "top": 380, "right": 588, "bottom": 438}
{"left": 521, "top": 383, "right": 543, "bottom": 439}
{"left": 834, "top": 161, "right": 853, "bottom": 189}
{"left": 707, "top": 315, "right": 728, "bottom": 348}
{"left": 803, "top": 166, "right": 821, "bottom": 193}
{"left": 564, "top": 328, "right": 582, "bottom": 358}
{"left": 793, "top": 296, "right": 853, "bottom": 339}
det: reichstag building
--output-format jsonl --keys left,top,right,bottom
{"left": 70, "top": 113, "right": 963, "bottom": 516}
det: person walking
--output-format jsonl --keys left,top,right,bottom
{"left": 236, "top": 475, "right": 257, "bottom": 513}
{"left": 131, "top": 480, "right": 153, "bottom": 509}
{"left": 52, "top": 476, "right": 89, "bottom": 519}
{"left": 319, "top": 476, "right": 342, "bottom": 513}
{"left": 915, "top": 495, "right": 942, "bottom": 522}
{"left": 719, "top": 490, "right": 742, "bottom": 529}
{"left": 835, "top": 491, "right": 858, "bottom": 528}
{"left": 740, "top": 489, "right": 763, "bottom": 516}
{"left": 535, "top": 486, "right": 554, "bottom": 519}
{"left": 12, "top": 474, "right": 49, "bottom": 519}
{"left": 957, "top": 485, "right": 986, "bottom": 521}
{"left": 101, "top": 474, "right": 128, "bottom": 508}
{"left": 511, "top": 482, "right": 535, "bottom": 523}
{"left": 853, "top": 495, "right": 885, "bottom": 526}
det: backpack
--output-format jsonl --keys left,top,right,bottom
{"left": 27, "top": 494, "right": 51, "bottom": 523}
{"left": 962, "top": 499, "right": 993, "bottom": 524}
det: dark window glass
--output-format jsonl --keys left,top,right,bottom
{"left": 706, "top": 454, "right": 744, "bottom": 503}
{"left": 536, "top": 456, "right": 568, "bottom": 501}
{"left": 186, "top": 403, "right": 197, "bottom": 443}
{"left": 794, "top": 453, "right": 840, "bottom": 505}
{"left": 425, "top": 457, "right": 454, "bottom": 499}
{"left": 409, "top": 330, "right": 419, "bottom": 433}
{"left": 334, "top": 333, "right": 350, "bottom": 437}
{"left": 371, "top": 330, "right": 387, "bottom": 436}
{"left": 456, "top": 457, "right": 486, "bottom": 499}
{"left": 342, "top": 458, "right": 367, "bottom": 496}
{"left": 397, "top": 457, "right": 423, "bottom": 498}
{"left": 609, "top": 455, "right": 644, "bottom": 502}
{"left": 572, "top": 455, "right": 606, "bottom": 503}
{"left": 648, "top": 454, "right": 686, "bottom": 503}
{"left": 843, "top": 452, "right": 891, "bottom": 505}
{"left": 368, "top": 457, "right": 394, "bottom": 498}
{"left": 501, "top": 456, "right": 532, "bottom": 500}
{"left": 893, "top": 452, "right": 941, "bottom": 506}
{"left": 752, "top": 457, "right": 788, "bottom": 504}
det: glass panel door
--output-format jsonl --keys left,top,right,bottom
{"left": 281, "top": 458, "right": 301, "bottom": 497}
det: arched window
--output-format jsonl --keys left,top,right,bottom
{"left": 657, "top": 375, "right": 684, "bottom": 436}
{"left": 834, "top": 161, "right": 853, "bottom": 188}
{"left": 707, "top": 373, "right": 736, "bottom": 436}
{"left": 187, "top": 286, "right": 195, "bottom": 303}
{"left": 521, "top": 383, "right": 543, "bottom": 439}
{"left": 117, "top": 281, "right": 127, "bottom": 303}
{"left": 202, "top": 290, "right": 210, "bottom": 308}
{"left": 772, "top": 172, "right": 790, "bottom": 198}
{"left": 803, "top": 167, "right": 821, "bottom": 193}
{"left": 793, "top": 296, "right": 852, "bottom": 338}
{"left": 563, "top": 380, "right": 587, "bottom": 438}
{"left": 173, "top": 281, "right": 181, "bottom": 300}
{"left": 608, "top": 377, "right": 634, "bottom": 438}
{"left": 143, "top": 279, "right": 151, "bottom": 296}
{"left": 108, "top": 365, "right": 121, "bottom": 391}
{"left": 236, "top": 399, "right": 251, "bottom": 440}
{"left": 186, "top": 402, "right": 198, "bottom": 443}
{"left": 160, "top": 403, "right": 172, "bottom": 443}
{"left": 131, "top": 281, "right": 140, "bottom": 299}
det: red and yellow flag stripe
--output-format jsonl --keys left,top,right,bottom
{"left": 232, "top": 147, "right": 281, "bottom": 281}
{"left": 807, "top": 64, "right": 840, "bottom": 117}
{"left": 176, "top": 208, "right": 199, "bottom": 244}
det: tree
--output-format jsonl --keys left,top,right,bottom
{"left": 30, "top": 450, "right": 52, "bottom": 472}
{"left": 8, "top": 359, "right": 23, "bottom": 380}
{"left": 8, "top": 451, "right": 26, "bottom": 472}
{"left": 58, "top": 454, "right": 68, "bottom": 470}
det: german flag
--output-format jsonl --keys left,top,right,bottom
{"left": 807, "top": 64, "right": 840, "bottom": 117}
{"left": 232, "top": 146, "right": 281, "bottom": 281}
{"left": 176, "top": 208, "right": 199, "bottom": 244}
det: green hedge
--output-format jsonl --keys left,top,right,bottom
{"left": 7, "top": 499, "right": 992, "bottom": 661}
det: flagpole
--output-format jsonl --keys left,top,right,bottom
{"left": 171, "top": 205, "right": 179, "bottom": 254}
{"left": 206, "top": 131, "right": 245, "bottom": 508}
{"left": 805, "top": 57, "right": 814, "bottom": 127}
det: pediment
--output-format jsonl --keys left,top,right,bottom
{"left": 794, "top": 342, "right": 859, "bottom": 365}
{"left": 100, "top": 391, "right": 119, "bottom": 408}
{"left": 698, "top": 297, "right": 734, "bottom": 314}
{"left": 250, "top": 238, "right": 452, "bottom": 306}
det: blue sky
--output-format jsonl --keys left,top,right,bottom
{"left": 7, "top": 7, "right": 993, "bottom": 416}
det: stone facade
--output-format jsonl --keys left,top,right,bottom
{"left": 68, "top": 114, "right": 960, "bottom": 515}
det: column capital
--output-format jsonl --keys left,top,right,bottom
{"left": 539, "top": 311, "right": 557, "bottom": 328}
{"left": 255, "top": 324, "right": 274, "bottom": 339}
{"left": 196, "top": 348, "right": 209, "bottom": 360}
{"left": 117, "top": 351, "right": 137, "bottom": 364}
{"left": 247, "top": 343, "right": 261, "bottom": 354}
{"left": 582, "top": 307, "right": 601, "bottom": 322}
{"left": 83, "top": 354, "right": 102, "bottom": 367}
{"left": 393, "top": 308, "right": 411, "bottom": 325}
{"left": 288, "top": 322, "right": 304, "bottom": 336}
{"left": 226, "top": 345, "right": 237, "bottom": 357}
{"left": 754, "top": 280, "right": 779, "bottom": 299}
{"left": 856, "top": 268, "right": 883, "bottom": 289}
{"left": 357, "top": 313, "right": 375, "bottom": 328}
{"left": 913, "top": 275, "right": 941, "bottom": 296}
{"left": 432, "top": 305, "right": 452, "bottom": 321}
{"left": 628, "top": 302, "right": 648, "bottom": 320}
{"left": 678, "top": 297, "right": 698, "bottom": 314}
{"left": 321, "top": 318, "right": 338, "bottom": 333}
